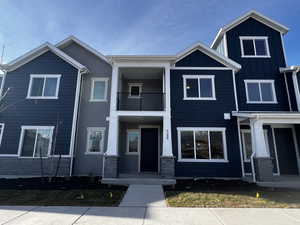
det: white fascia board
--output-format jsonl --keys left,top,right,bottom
{"left": 175, "top": 42, "right": 241, "bottom": 71}
{"left": 107, "top": 55, "right": 176, "bottom": 63}
{"left": 56, "top": 35, "right": 111, "bottom": 65}
{"left": 232, "top": 111, "right": 300, "bottom": 119}
{"left": 211, "top": 10, "right": 289, "bottom": 49}
{"left": 2, "top": 42, "right": 88, "bottom": 73}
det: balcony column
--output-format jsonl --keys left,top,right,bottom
{"left": 250, "top": 119, "right": 273, "bottom": 181}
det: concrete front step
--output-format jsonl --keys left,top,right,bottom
{"left": 102, "top": 178, "right": 176, "bottom": 186}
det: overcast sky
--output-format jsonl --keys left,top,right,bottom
{"left": 0, "top": 0, "right": 299, "bottom": 65}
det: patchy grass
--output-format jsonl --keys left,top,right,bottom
{"left": 165, "top": 180, "right": 300, "bottom": 208}
{"left": 0, "top": 189, "right": 125, "bottom": 206}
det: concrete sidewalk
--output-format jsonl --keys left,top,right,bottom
{"left": 1, "top": 206, "right": 300, "bottom": 225}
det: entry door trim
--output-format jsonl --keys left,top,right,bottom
{"left": 138, "top": 125, "right": 160, "bottom": 173}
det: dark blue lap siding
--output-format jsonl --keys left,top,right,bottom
{"left": 171, "top": 69, "right": 242, "bottom": 178}
{"left": 0, "top": 51, "right": 78, "bottom": 155}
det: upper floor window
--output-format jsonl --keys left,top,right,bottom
{"left": 90, "top": 78, "right": 108, "bottom": 102}
{"left": 183, "top": 75, "right": 216, "bottom": 100}
{"left": 245, "top": 80, "right": 277, "bottom": 104}
{"left": 18, "top": 126, "right": 54, "bottom": 158}
{"left": 128, "top": 83, "right": 142, "bottom": 98}
{"left": 240, "top": 37, "right": 270, "bottom": 58}
{"left": 177, "top": 127, "right": 227, "bottom": 162}
{"left": 27, "top": 74, "right": 61, "bottom": 99}
{"left": 86, "top": 127, "right": 105, "bottom": 154}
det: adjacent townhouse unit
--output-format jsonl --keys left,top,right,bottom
{"left": 0, "top": 10, "right": 299, "bottom": 183}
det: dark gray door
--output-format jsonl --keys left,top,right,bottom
{"left": 274, "top": 128, "right": 299, "bottom": 175}
{"left": 140, "top": 128, "right": 158, "bottom": 172}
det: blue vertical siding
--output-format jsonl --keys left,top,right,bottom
{"left": 171, "top": 68, "right": 242, "bottom": 178}
{"left": 226, "top": 18, "right": 289, "bottom": 111}
{"left": 0, "top": 51, "right": 78, "bottom": 155}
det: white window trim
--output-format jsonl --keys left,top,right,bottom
{"left": 244, "top": 79, "right": 277, "bottom": 104}
{"left": 27, "top": 74, "right": 61, "bottom": 99}
{"left": 126, "top": 129, "right": 140, "bottom": 155}
{"left": 128, "top": 83, "right": 143, "bottom": 98}
{"left": 0, "top": 123, "right": 4, "bottom": 147}
{"left": 177, "top": 127, "right": 228, "bottom": 162}
{"left": 239, "top": 36, "right": 270, "bottom": 58}
{"left": 183, "top": 75, "right": 216, "bottom": 100}
{"left": 17, "top": 126, "right": 54, "bottom": 158}
{"left": 241, "top": 129, "right": 270, "bottom": 162}
{"left": 85, "top": 127, "right": 105, "bottom": 155}
{"left": 90, "top": 77, "right": 109, "bottom": 102}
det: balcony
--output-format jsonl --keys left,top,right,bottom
{"left": 117, "top": 92, "right": 165, "bottom": 111}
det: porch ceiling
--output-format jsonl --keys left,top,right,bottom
{"left": 119, "top": 116, "right": 163, "bottom": 123}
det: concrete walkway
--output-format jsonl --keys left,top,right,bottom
{"left": 1, "top": 206, "right": 300, "bottom": 225}
{"left": 119, "top": 185, "right": 167, "bottom": 207}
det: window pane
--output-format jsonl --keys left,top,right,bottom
{"left": 21, "top": 129, "right": 36, "bottom": 157}
{"left": 30, "top": 78, "right": 44, "bottom": 96}
{"left": 34, "top": 129, "right": 51, "bottom": 157}
{"left": 195, "top": 131, "right": 209, "bottom": 159}
{"left": 130, "top": 86, "right": 140, "bottom": 96}
{"left": 200, "top": 78, "right": 213, "bottom": 98}
{"left": 242, "top": 40, "right": 255, "bottom": 56}
{"left": 180, "top": 131, "right": 194, "bottom": 159}
{"left": 243, "top": 132, "right": 252, "bottom": 160}
{"left": 128, "top": 131, "right": 139, "bottom": 153}
{"left": 44, "top": 78, "right": 58, "bottom": 97}
{"left": 185, "top": 78, "right": 199, "bottom": 98}
{"left": 255, "top": 39, "right": 267, "bottom": 56}
{"left": 247, "top": 83, "right": 260, "bottom": 101}
{"left": 210, "top": 131, "right": 224, "bottom": 159}
{"left": 88, "top": 130, "right": 102, "bottom": 152}
{"left": 93, "top": 81, "right": 106, "bottom": 100}
{"left": 261, "top": 83, "right": 274, "bottom": 101}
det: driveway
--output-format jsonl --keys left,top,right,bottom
{"left": 1, "top": 206, "right": 300, "bottom": 225}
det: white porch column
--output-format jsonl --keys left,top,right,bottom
{"left": 250, "top": 119, "right": 269, "bottom": 158}
{"left": 162, "top": 65, "right": 173, "bottom": 157}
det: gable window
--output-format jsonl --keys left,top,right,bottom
{"left": 240, "top": 37, "right": 270, "bottom": 58}
{"left": 241, "top": 129, "right": 269, "bottom": 162}
{"left": 86, "top": 127, "right": 105, "bottom": 154}
{"left": 126, "top": 129, "right": 140, "bottom": 154}
{"left": 177, "top": 127, "right": 227, "bottom": 162}
{"left": 128, "top": 83, "right": 142, "bottom": 98}
{"left": 27, "top": 74, "right": 61, "bottom": 99}
{"left": 18, "top": 126, "right": 54, "bottom": 158}
{"left": 90, "top": 78, "right": 108, "bottom": 102}
{"left": 245, "top": 80, "right": 277, "bottom": 103}
{"left": 183, "top": 75, "right": 216, "bottom": 100}
{"left": 0, "top": 123, "right": 4, "bottom": 146}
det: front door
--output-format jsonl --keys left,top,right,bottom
{"left": 274, "top": 128, "right": 299, "bottom": 175}
{"left": 140, "top": 128, "right": 158, "bottom": 172}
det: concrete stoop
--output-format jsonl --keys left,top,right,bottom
{"left": 102, "top": 177, "right": 176, "bottom": 185}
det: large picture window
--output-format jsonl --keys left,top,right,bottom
{"left": 245, "top": 80, "right": 277, "bottom": 103}
{"left": 27, "top": 74, "right": 61, "bottom": 99}
{"left": 18, "top": 126, "right": 54, "bottom": 158}
{"left": 183, "top": 75, "right": 216, "bottom": 100}
{"left": 86, "top": 127, "right": 105, "bottom": 154}
{"left": 240, "top": 36, "right": 270, "bottom": 57}
{"left": 177, "top": 127, "right": 227, "bottom": 162}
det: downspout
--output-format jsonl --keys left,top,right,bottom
{"left": 69, "top": 69, "right": 85, "bottom": 176}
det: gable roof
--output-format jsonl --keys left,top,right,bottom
{"left": 211, "top": 10, "right": 290, "bottom": 49}
{"left": 56, "top": 35, "right": 110, "bottom": 64}
{"left": 0, "top": 42, "right": 88, "bottom": 73}
{"left": 175, "top": 42, "right": 241, "bottom": 71}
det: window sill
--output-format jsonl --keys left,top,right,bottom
{"left": 246, "top": 101, "right": 278, "bottom": 104}
{"left": 241, "top": 55, "right": 271, "bottom": 58}
{"left": 183, "top": 98, "right": 216, "bottom": 101}
{"left": 18, "top": 156, "right": 49, "bottom": 159}
{"left": 178, "top": 159, "right": 229, "bottom": 163}
{"left": 85, "top": 152, "right": 103, "bottom": 155}
{"left": 26, "top": 97, "right": 58, "bottom": 100}
{"left": 89, "top": 99, "right": 107, "bottom": 102}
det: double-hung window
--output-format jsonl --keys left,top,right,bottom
{"left": 27, "top": 74, "right": 61, "bottom": 99}
{"left": 90, "top": 78, "right": 108, "bottom": 102}
{"left": 183, "top": 75, "right": 216, "bottom": 100}
{"left": 177, "top": 127, "right": 227, "bottom": 162}
{"left": 240, "top": 36, "right": 270, "bottom": 57}
{"left": 86, "top": 127, "right": 105, "bottom": 154}
{"left": 245, "top": 80, "right": 277, "bottom": 103}
{"left": 126, "top": 129, "right": 140, "bottom": 154}
{"left": 128, "top": 83, "right": 142, "bottom": 98}
{"left": 18, "top": 126, "right": 54, "bottom": 158}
